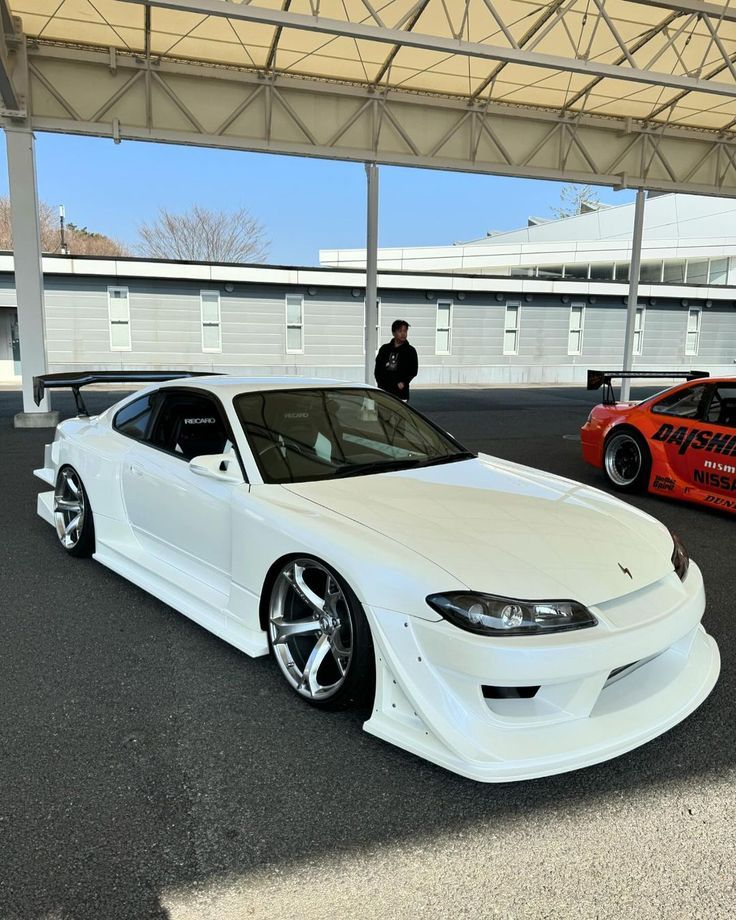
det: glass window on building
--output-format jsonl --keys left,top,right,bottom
{"left": 107, "top": 286, "right": 131, "bottom": 351}
{"left": 436, "top": 300, "right": 452, "bottom": 354}
{"left": 663, "top": 261, "right": 686, "bottom": 283}
{"left": 614, "top": 263, "right": 629, "bottom": 282}
{"left": 686, "top": 260, "right": 709, "bottom": 284}
{"left": 709, "top": 258, "right": 729, "bottom": 285}
{"left": 564, "top": 264, "right": 589, "bottom": 280}
{"left": 200, "top": 290, "right": 221, "bottom": 353}
{"left": 568, "top": 303, "right": 585, "bottom": 355}
{"left": 509, "top": 267, "right": 535, "bottom": 278}
{"left": 685, "top": 308, "right": 701, "bottom": 356}
{"left": 537, "top": 266, "right": 564, "bottom": 280}
{"left": 503, "top": 303, "right": 520, "bottom": 355}
{"left": 589, "top": 263, "right": 614, "bottom": 281}
{"left": 633, "top": 306, "right": 646, "bottom": 356}
{"left": 286, "top": 294, "right": 304, "bottom": 353}
{"left": 639, "top": 262, "right": 663, "bottom": 283}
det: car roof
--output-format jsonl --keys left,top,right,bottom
{"left": 155, "top": 375, "right": 375, "bottom": 399}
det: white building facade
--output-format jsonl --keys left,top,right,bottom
{"left": 2, "top": 193, "right": 736, "bottom": 387}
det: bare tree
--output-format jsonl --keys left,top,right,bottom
{"left": 550, "top": 184, "right": 601, "bottom": 219}
{"left": 0, "top": 196, "right": 128, "bottom": 255}
{"left": 136, "top": 205, "right": 269, "bottom": 263}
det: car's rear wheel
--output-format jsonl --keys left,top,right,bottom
{"left": 267, "top": 557, "right": 374, "bottom": 710}
{"left": 603, "top": 429, "right": 651, "bottom": 493}
{"left": 54, "top": 465, "right": 95, "bottom": 557}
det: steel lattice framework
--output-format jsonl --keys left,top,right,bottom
{"left": 0, "top": 1, "right": 734, "bottom": 192}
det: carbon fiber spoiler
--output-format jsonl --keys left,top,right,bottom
{"left": 34, "top": 370, "right": 220, "bottom": 416}
{"left": 587, "top": 369, "right": 709, "bottom": 406}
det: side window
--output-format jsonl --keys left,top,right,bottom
{"left": 651, "top": 384, "right": 706, "bottom": 419}
{"left": 705, "top": 385, "right": 736, "bottom": 428}
{"left": 149, "top": 393, "right": 230, "bottom": 460}
{"left": 113, "top": 394, "right": 156, "bottom": 441}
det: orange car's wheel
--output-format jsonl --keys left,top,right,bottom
{"left": 603, "top": 428, "right": 651, "bottom": 493}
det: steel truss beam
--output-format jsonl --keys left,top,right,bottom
{"left": 0, "top": 0, "right": 21, "bottom": 114}
{"left": 17, "top": 44, "right": 736, "bottom": 196}
{"left": 129, "top": 0, "right": 736, "bottom": 102}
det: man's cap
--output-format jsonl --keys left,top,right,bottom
{"left": 391, "top": 319, "right": 410, "bottom": 332}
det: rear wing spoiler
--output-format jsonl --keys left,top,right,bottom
{"left": 587, "top": 369, "right": 709, "bottom": 405}
{"left": 34, "top": 370, "right": 219, "bottom": 416}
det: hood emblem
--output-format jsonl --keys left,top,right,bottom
{"left": 618, "top": 563, "right": 633, "bottom": 579}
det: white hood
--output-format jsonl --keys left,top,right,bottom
{"left": 282, "top": 454, "right": 675, "bottom": 606}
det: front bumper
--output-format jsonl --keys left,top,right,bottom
{"left": 362, "top": 562, "right": 719, "bottom": 782}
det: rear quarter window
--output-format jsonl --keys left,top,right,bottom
{"left": 650, "top": 385, "right": 706, "bottom": 419}
{"left": 113, "top": 394, "right": 155, "bottom": 440}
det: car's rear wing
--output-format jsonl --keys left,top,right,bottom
{"left": 34, "top": 370, "right": 219, "bottom": 416}
{"left": 587, "top": 369, "right": 709, "bottom": 406}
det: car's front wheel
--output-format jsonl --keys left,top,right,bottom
{"left": 603, "top": 428, "right": 651, "bottom": 493}
{"left": 54, "top": 465, "right": 95, "bottom": 557}
{"left": 267, "top": 557, "right": 374, "bottom": 710}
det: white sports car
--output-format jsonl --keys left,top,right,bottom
{"left": 34, "top": 372, "right": 720, "bottom": 782}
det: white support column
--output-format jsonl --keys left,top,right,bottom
{"left": 620, "top": 188, "right": 646, "bottom": 404}
{"left": 364, "top": 161, "right": 379, "bottom": 384}
{"left": 5, "top": 126, "right": 58, "bottom": 426}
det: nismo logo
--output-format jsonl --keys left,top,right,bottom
{"left": 651, "top": 423, "right": 736, "bottom": 457}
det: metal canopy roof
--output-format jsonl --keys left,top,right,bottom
{"left": 5, "top": 1, "right": 736, "bottom": 193}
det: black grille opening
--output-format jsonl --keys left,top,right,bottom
{"left": 482, "top": 685, "right": 540, "bottom": 700}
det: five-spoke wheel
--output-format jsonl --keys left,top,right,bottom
{"left": 54, "top": 465, "right": 95, "bottom": 556}
{"left": 603, "top": 429, "right": 651, "bottom": 493}
{"left": 268, "top": 557, "right": 373, "bottom": 709}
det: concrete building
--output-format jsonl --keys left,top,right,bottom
{"left": 3, "top": 194, "right": 736, "bottom": 386}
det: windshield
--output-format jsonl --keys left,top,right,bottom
{"left": 234, "top": 387, "right": 474, "bottom": 484}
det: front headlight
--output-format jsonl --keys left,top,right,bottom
{"left": 671, "top": 532, "right": 690, "bottom": 581}
{"left": 426, "top": 592, "right": 598, "bottom": 637}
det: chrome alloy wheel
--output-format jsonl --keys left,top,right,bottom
{"left": 605, "top": 433, "right": 642, "bottom": 487}
{"left": 269, "top": 559, "right": 354, "bottom": 701}
{"left": 54, "top": 467, "right": 86, "bottom": 549}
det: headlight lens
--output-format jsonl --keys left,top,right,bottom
{"left": 426, "top": 592, "right": 597, "bottom": 636}
{"left": 671, "top": 532, "right": 689, "bottom": 581}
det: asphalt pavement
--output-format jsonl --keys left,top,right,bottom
{"left": 1, "top": 385, "right": 734, "bottom": 920}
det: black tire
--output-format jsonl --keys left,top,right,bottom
{"left": 603, "top": 428, "right": 652, "bottom": 493}
{"left": 267, "top": 556, "right": 375, "bottom": 711}
{"left": 53, "top": 465, "right": 96, "bottom": 557}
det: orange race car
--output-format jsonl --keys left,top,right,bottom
{"left": 581, "top": 370, "right": 736, "bottom": 514}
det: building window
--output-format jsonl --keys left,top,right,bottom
{"left": 200, "top": 290, "right": 221, "bottom": 353}
{"left": 663, "top": 261, "right": 686, "bottom": 283}
{"left": 685, "top": 307, "right": 701, "bottom": 356}
{"left": 436, "top": 299, "right": 452, "bottom": 354}
{"left": 537, "top": 265, "right": 563, "bottom": 280}
{"left": 589, "top": 263, "right": 614, "bottom": 281}
{"left": 286, "top": 294, "right": 304, "bottom": 353}
{"left": 639, "top": 261, "right": 663, "bottom": 283}
{"left": 107, "top": 286, "right": 131, "bottom": 351}
{"left": 686, "top": 260, "right": 709, "bottom": 284}
{"left": 633, "top": 306, "right": 646, "bottom": 356}
{"left": 614, "top": 263, "right": 629, "bottom": 282}
{"left": 709, "top": 257, "right": 729, "bottom": 285}
{"left": 563, "top": 263, "right": 588, "bottom": 280}
{"left": 568, "top": 303, "right": 585, "bottom": 355}
{"left": 503, "top": 302, "right": 520, "bottom": 355}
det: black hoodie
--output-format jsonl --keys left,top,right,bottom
{"left": 374, "top": 340, "right": 419, "bottom": 401}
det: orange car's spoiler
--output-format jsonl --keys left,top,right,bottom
{"left": 587, "top": 369, "right": 709, "bottom": 405}
{"left": 34, "top": 370, "right": 220, "bottom": 416}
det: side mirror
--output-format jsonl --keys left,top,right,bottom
{"left": 189, "top": 453, "right": 244, "bottom": 484}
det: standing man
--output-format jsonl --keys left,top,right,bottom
{"left": 374, "top": 319, "right": 418, "bottom": 401}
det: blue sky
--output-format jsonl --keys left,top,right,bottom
{"left": 0, "top": 132, "right": 636, "bottom": 265}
